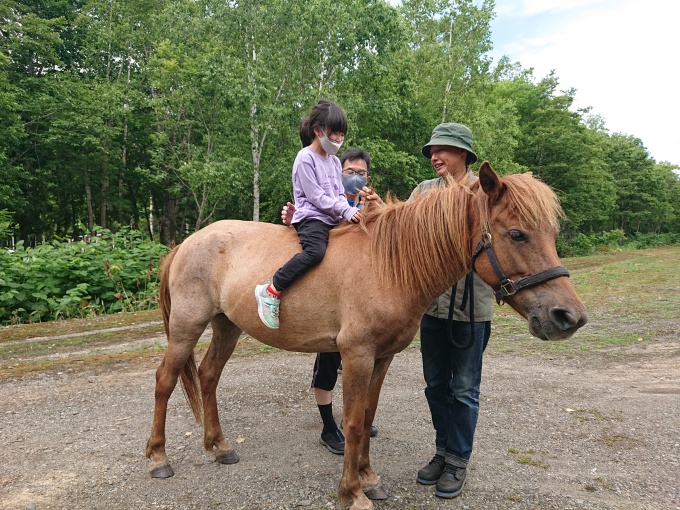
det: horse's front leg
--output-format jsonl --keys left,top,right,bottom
{"left": 358, "top": 355, "right": 394, "bottom": 501}
{"left": 338, "top": 353, "right": 376, "bottom": 510}
{"left": 199, "top": 314, "right": 241, "bottom": 464}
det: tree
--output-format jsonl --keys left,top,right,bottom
{"left": 495, "top": 72, "right": 616, "bottom": 235}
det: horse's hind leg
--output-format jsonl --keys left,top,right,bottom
{"left": 199, "top": 313, "right": 241, "bottom": 464}
{"left": 146, "top": 317, "right": 207, "bottom": 478}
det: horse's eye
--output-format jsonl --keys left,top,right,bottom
{"left": 508, "top": 229, "right": 527, "bottom": 242}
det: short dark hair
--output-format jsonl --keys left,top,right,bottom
{"left": 340, "top": 147, "right": 371, "bottom": 173}
{"left": 299, "top": 100, "right": 348, "bottom": 147}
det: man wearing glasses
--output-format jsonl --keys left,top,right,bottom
{"left": 281, "top": 148, "right": 377, "bottom": 455}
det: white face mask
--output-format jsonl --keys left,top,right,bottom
{"left": 319, "top": 132, "right": 343, "bottom": 156}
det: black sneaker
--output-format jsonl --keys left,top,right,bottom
{"left": 435, "top": 464, "right": 467, "bottom": 498}
{"left": 340, "top": 420, "right": 378, "bottom": 437}
{"left": 416, "top": 454, "right": 445, "bottom": 485}
{"left": 320, "top": 429, "right": 345, "bottom": 455}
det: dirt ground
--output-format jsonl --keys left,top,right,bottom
{"left": 1, "top": 323, "right": 679, "bottom": 510}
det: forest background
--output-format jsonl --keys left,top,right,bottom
{"left": 1, "top": 0, "right": 679, "bottom": 324}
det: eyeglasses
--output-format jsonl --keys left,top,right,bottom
{"left": 342, "top": 168, "right": 368, "bottom": 177}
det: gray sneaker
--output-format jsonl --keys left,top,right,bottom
{"left": 254, "top": 284, "right": 280, "bottom": 329}
{"left": 435, "top": 464, "right": 467, "bottom": 498}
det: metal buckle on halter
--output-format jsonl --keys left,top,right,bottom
{"left": 500, "top": 280, "right": 517, "bottom": 297}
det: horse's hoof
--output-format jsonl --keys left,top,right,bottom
{"left": 150, "top": 464, "right": 175, "bottom": 478}
{"left": 216, "top": 450, "right": 239, "bottom": 464}
{"left": 363, "top": 485, "right": 389, "bottom": 500}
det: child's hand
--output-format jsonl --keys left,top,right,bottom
{"left": 281, "top": 202, "right": 295, "bottom": 225}
{"left": 350, "top": 211, "right": 362, "bottom": 223}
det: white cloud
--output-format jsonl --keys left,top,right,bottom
{"left": 491, "top": 0, "right": 680, "bottom": 164}
{"left": 521, "top": 0, "right": 603, "bottom": 16}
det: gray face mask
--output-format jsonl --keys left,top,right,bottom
{"left": 342, "top": 174, "right": 367, "bottom": 194}
{"left": 319, "top": 132, "right": 343, "bottom": 156}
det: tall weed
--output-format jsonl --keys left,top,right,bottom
{"left": 0, "top": 227, "right": 168, "bottom": 324}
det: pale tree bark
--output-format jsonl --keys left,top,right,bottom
{"left": 441, "top": 16, "right": 454, "bottom": 123}
{"left": 245, "top": 17, "right": 285, "bottom": 222}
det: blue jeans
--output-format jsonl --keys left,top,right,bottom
{"left": 420, "top": 314, "right": 490, "bottom": 467}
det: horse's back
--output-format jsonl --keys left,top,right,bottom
{"left": 165, "top": 219, "right": 387, "bottom": 350}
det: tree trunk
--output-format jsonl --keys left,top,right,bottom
{"left": 148, "top": 194, "right": 154, "bottom": 240}
{"left": 84, "top": 168, "right": 94, "bottom": 232}
{"left": 159, "top": 188, "right": 178, "bottom": 246}
{"left": 100, "top": 165, "right": 108, "bottom": 228}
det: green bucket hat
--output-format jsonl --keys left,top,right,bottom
{"left": 422, "top": 122, "right": 478, "bottom": 166}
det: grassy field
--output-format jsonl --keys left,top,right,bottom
{"left": 490, "top": 245, "right": 679, "bottom": 356}
{"left": 1, "top": 246, "right": 678, "bottom": 377}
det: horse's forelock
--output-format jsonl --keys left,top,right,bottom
{"left": 490, "top": 173, "right": 563, "bottom": 232}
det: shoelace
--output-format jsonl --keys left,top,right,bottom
{"left": 443, "top": 465, "right": 464, "bottom": 479}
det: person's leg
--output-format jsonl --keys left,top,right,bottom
{"left": 311, "top": 352, "right": 344, "bottom": 455}
{"left": 436, "top": 320, "right": 491, "bottom": 498}
{"left": 256, "top": 219, "right": 332, "bottom": 329}
{"left": 272, "top": 219, "right": 332, "bottom": 291}
{"left": 445, "top": 320, "right": 490, "bottom": 465}
{"left": 417, "top": 314, "right": 451, "bottom": 484}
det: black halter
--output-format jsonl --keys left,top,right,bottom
{"left": 447, "top": 232, "right": 570, "bottom": 350}
{"left": 471, "top": 232, "right": 571, "bottom": 304}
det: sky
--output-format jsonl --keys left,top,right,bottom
{"left": 488, "top": 0, "right": 680, "bottom": 165}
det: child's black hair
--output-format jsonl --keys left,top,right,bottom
{"left": 299, "top": 100, "right": 348, "bottom": 147}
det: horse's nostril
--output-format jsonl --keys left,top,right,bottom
{"left": 549, "top": 307, "right": 578, "bottom": 330}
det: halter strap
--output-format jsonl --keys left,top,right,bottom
{"left": 470, "top": 233, "right": 571, "bottom": 305}
{"left": 446, "top": 232, "right": 570, "bottom": 350}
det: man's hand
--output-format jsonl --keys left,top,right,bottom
{"left": 281, "top": 202, "right": 295, "bottom": 225}
{"left": 360, "top": 186, "right": 382, "bottom": 203}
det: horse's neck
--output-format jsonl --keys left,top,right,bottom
{"left": 369, "top": 183, "right": 477, "bottom": 304}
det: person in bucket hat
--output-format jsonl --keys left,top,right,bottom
{"left": 413, "top": 122, "right": 494, "bottom": 499}
{"left": 421, "top": 122, "right": 478, "bottom": 167}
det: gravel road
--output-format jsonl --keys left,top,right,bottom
{"left": 1, "top": 337, "right": 678, "bottom": 510}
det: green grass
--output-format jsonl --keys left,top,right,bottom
{"left": 1, "top": 246, "right": 678, "bottom": 377}
{"left": 0, "top": 309, "right": 162, "bottom": 343}
{"left": 489, "top": 246, "right": 680, "bottom": 358}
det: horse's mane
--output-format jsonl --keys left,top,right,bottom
{"left": 479, "top": 172, "right": 564, "bottom": 233}
{"left": 335, "top": 177, "right": 473, "bottom": 298}
{"left": 334, "top": 171, "right": 564, "bottom": 298}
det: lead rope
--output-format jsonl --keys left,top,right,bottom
{"left": 446, "top": 272, "right": 476, "bottom": 350}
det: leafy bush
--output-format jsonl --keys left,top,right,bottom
{"left": 624, "top": 232, "right": 680, "bottom": 249}
{"left": 558, "top": 229, "right": 679, "bottom": 257}
{"left": 0, "top": 227, "right": 169, "bottom": 324}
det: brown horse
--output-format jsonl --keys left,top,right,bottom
{"left": 146, "top": 162, "right": 587, "bottom": 510}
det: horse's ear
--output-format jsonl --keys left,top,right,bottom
{"left": 478, "top": 161, "right": 506, "bottom": 204}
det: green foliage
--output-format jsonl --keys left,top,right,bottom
{"left": 557, "top": 229, "right": 680, "bottom": 257}
{"left": 0, "top": 210, "right": 13, "bottom": 239}
{"left": 1, "top": 0, "right": 678, "bottom": 248}
{"left": 0, "top": 228, "right": 168, "bottom": 324}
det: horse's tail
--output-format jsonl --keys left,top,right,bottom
{"left": 159, "top": 245, "right": 179, "bottom": 337}
{"left": 159, "top": 245, "right": 203, "bottom": 425}
{"left": 180, "top": 352, "right": 203, "bottom": 425}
